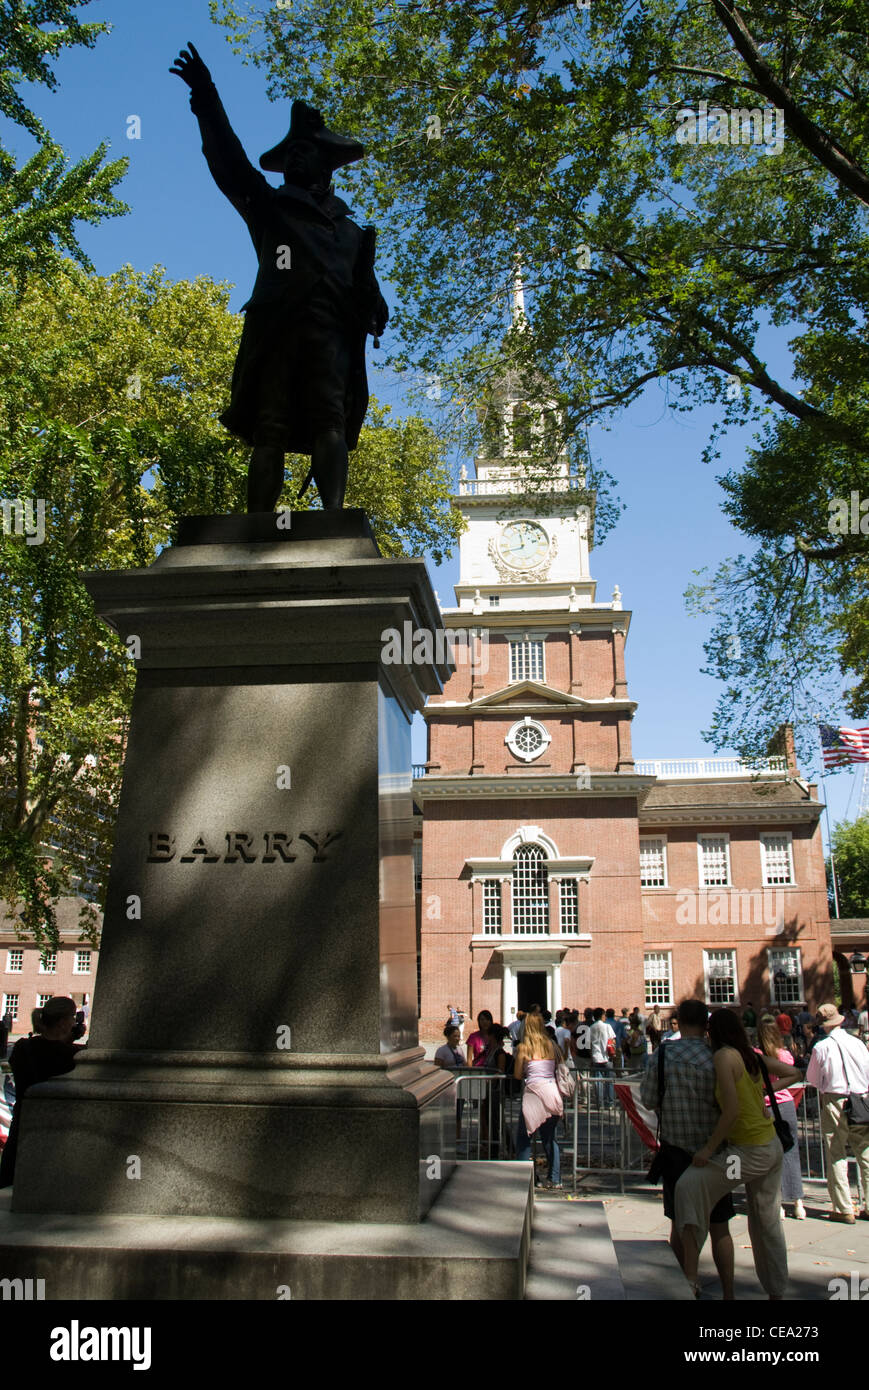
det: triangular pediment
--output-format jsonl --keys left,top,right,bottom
{"left": 468, "top": 680, "right": 585, "bottom": 709}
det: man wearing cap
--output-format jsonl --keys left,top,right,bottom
{"left": 806, "top": 1003, "right": 869, "bottom": 1223}
{"left": 171, "top": 43, "right": 388, "bottom": 512}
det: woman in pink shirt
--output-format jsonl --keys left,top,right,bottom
{"left": 466, "top": 1010, "right": 493, "bottom": 1067}
{"left": 513, "top": 1011, "right": 564, "bottom": 1188}
{"left": 756, "top": 1018, "right": 805, "bottom": 1220}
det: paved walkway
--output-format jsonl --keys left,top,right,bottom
{"left": 531, "top": 1181, "right": 869, "bottom": 1300}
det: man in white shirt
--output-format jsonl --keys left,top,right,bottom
{"left": 590, "top": 1008, "right": 616, "bottom": 1106}
{"left": 806, "top": 1003, "right": 869, "bottom": 1224}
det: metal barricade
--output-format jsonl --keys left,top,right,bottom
{"left": 569, "top": 1066, "right": 631, "bottom": 1193}
{"left": 454, "top": 1064, "right": 865, "bottom": 1206}
{"left": 454, "top": 1070, "right": 518, "bottom": 1158}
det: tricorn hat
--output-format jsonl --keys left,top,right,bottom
{"left": 260, "top": 99, "right": 364, "bottom": 173}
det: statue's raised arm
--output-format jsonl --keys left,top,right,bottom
{"left": 170, "top": 42, "right": 267, "bottom": 221}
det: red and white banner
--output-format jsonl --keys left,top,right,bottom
{"left": 615, "top": 1080, "right": 806, "bottom": 1155}
{"left": 615, "top": 1082, "right": 658, "bottom": 1152}
{"left": 0, "top": 1077, "right": 13, "bottom": 1150}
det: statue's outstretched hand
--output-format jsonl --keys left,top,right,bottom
{"left": 170, "top": 42, "right": 213, "bottom": 92}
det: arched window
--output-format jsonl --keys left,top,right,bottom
{"left": 511, "top": 403, "right": 533, "bottom": 453}
{"left": 512, "top": 844, "right": 549, "bottom": 934}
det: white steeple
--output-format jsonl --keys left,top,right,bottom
{"left": 511, "top": 254, "right": 527, "bottom": 326}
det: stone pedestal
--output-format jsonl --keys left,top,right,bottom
{"left": 12, "top": 511, "right": 456, "bottom": 1223}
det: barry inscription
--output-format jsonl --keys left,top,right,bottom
{"left": 147, "top": 831, "right": 343, "bottom": 863}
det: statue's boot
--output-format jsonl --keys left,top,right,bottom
{"left": 311, "top": 428, "right": 348, "bottom": 510}
{"left": 248, "top": 445, "right": 285, "bottom": 512}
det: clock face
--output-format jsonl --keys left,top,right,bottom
{"left": 497, "top": 520, "right": 550, "bottom": 569}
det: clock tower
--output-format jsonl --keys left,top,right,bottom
{"left": 414, "top": 350, "right": 832, "bottom": 1048}
{"left": 454, "top": 369, "right": 596, "bottom": 617}
{"left": 415, "top": 369, "right": 649, "bottom": 1032}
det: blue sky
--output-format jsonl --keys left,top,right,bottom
{"left": 6, "top": 0, "right": 864, "bottom": 841}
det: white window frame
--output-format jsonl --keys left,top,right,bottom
{"left": 509, "top": 638, "right": 545, "bottom": 684}
{"left": 639, "top": 836, "right": 668, "bottom": 888}
{"left": 697, "top": 834, "right": 731, "bottom": 888}
{"left": 768, "top": 947, "right": 803, "bottom": 1005}
{"left": 703, "top": 948, "right": 739, "bottom": 1006}
{"left": 488, "top": 594, "right": 500, "bottom": 608}
{"left": 2, "top": 992, "right": 19, "bottom": 1020}
{"left": 643, "top": 951, "right": 673, "bottom": 1007}
{"left": 6, "top": 949, "right": 23, "bottom": 973}
{"left": 37, "top": 992, "right": 53, "bottom": 1009}
{"left": 558, "top": 878, "right": 579, "bottom": 933}
{"left": 73, "top": 948, "right": 92, "bottom": 976}
{"left": 482, "top": 879, "right": 503, "bottom": 934}
{"left": 760, "top": 831, "right": 794, "bottom": 887}
{"left": 38, "top": 951, "right": 57, "bottom": 975}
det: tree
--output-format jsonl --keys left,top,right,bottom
{"left": 210, "top": 0, "right": 869, "bottom": 760}
{"left": 0, "top": 263, "right": 460, "bottom": 946}
{"left": 0, "top": 1, "right": 128, "bottom": 280}
{"left": 830, "top": 815, "right": 869, "bottom": 917}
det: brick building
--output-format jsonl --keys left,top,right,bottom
{"left": 1, "top": 898, "right": 98, "bottom": 1039}
{"left": 415, "top": 372, "right": 834, "bottom": 1041}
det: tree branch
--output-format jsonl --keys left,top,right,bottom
{"left": 711, "top": 0, "right": 869, "bottom": 206}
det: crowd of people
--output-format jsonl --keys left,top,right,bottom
{"left": 439, "top": 998, "right": 869, "bottom": 1079}
{"left": 436, "top": 996, "right": 869, "bottom": 1296}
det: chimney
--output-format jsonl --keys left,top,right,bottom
{"left": 767, "top": 722, "right": 798, "bottom": 774}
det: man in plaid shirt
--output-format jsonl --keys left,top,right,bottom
{"left": 641, "top": 999, "right": 735, "bottom": 1298}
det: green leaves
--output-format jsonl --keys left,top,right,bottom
{"left": 210, "top": 0, "right": 869, "bottom": 748}
{"left": 0, "top": 1, "right": 107, "bottom": 139}
{"left": 830, "top": 813, "right": 869, "bottom": 917}
{"left": 0, "top": 2, "right": 128, "bottom": 285}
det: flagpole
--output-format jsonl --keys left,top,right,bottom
{"left": 823, "top": 778, "right": 841, "bottom": 919}
{"left": 816, "top": 720, "right": 841, "bottom": 919}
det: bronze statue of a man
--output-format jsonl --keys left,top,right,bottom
{"left": 171, "top": 43, "right": 388, "bottom": 512}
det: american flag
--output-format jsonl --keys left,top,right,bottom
{"left": 819, "top": 723, "right": 869, "bottom": 768}
{"left": 0, "top": 1073, "right": 13, "bottom": 1150}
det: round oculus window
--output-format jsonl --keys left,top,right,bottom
{"left": 515, "top": 725, "right": 544, "bottom": 755}
{"left": 506, "top": 718, "right": 551, "bottom": 763}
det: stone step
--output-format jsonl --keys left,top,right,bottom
{"left": 525, "top": 1198, "right": 626, "bottom": 1300}
{"left": 613, "top": 1237, "right": 696, "bottom": 1300}
{"left": 524, "top": 1199, "right": 696, "bottom": 1301}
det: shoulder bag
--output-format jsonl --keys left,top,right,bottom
{"left": 556, "top": 1057, "right": 576, "bottom": 1100}
{"left": 756, "top": 1056, "right": 795, "bottom": 1151}
{"left": 830, "top": 1031, "right": 869, "bottom": 1125}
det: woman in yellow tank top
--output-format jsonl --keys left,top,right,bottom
{"left": 717, "top": 1062, "right": 776, "bottom": 1146}
{"left": 675, "top": 1008, "right": 802, "bottom": 1299}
